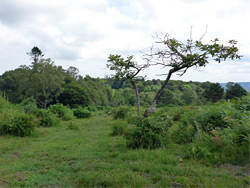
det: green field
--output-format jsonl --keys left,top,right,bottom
{"left": 0, "top": 112, "right": 249, "bottom": 187}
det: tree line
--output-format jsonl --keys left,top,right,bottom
{"left": 0, "top": 47, "right": 247, "bottom": 110}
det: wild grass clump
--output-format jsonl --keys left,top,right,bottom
{"left": 86, "top": 105, "right": 98, "bottom": 112}
{"left": 110, "top": 120, "right": 128, "bottom": 136}
{"left": 67, "top": 122, "right": 79, "bottom": 131}
{"left": 0, "top": 96, "right": 11, "bottom": 110}
{"left": 96, "top": 106, "right": 105, "bottom": 110}
{"left": 0, "top": 109, "right": 38, "bottom": 136}
{"left": 185, "top": 124, "right": 249, "bottom": 165}
{"left": 164, "top": 101, "right": 250, "bottom": 165}
{"left": 35, "top": 109, "right": 60, "bottom": 127}
{"left": 73, "top": 107, "right": 91, "bottom": 119}
{"left": 194, "top": 102, "right": 243, "bottom": 132}
{"left": 126, "top": 117, "right": 168, "bottom": 149}
{"left": 167, "top": 123, "right": 196, "bottom": 144}
{"left": 112, "top": 106, "right": 129, "bottom": 119}
{"left": 232, "top": 95, "right": 250, "bottom": 112}
{"left": 19, "top": 97, "right": 38, "bottom": 114}
{"left": 48, "top": 103, "right": 74, "bottom": 121}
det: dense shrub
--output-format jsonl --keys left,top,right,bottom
{"left": 168, "top": 123, "right": 196, "bottom": 144}
{"left": 0, "top": 96, "right": 10, "bottom": 110}
{"left": 175, "top": 102, "right": 250, "bottom": 165}
{"left": 48, "top": 104, "right": 74, "bottom": 121}
{"left": 171, "top": 107, "right": 186, "bottom": 121}
{"left": 112, "top": 106, "right": 129, "bottom": 119}
{"left": 232, "top": 95, "right": 250, "bottom": 112}
{"left": 126, "top": 117, "right": 168, "bottom": 149}
{"left": 185, "top": 124, "right": 250, "bottom": 165}
{"left": 67, "top": 122, "right": 79, "bottom": 131}
{"left": 0, "top": 109, "right": 38, "bottom": 136}
{"left": 96, "top": 106, "right": 105, "bottom": 110}
{"left": 34, "top": 109, "right": 60, "bottom": 127}
{"left": 19, "top": 97, "right": 38, "bottom": 114}
{"left": 127, "top": 114, "right": 141, "bottom": 124}
{"left": 110, "top": 120, "right": 128, "bottom": 136}
{"left": 195, "top": 102, "right": 243, "bottom": 132}
{"left": 104, "top": 107, "right": 113, "bottom": 116}
{"left": 86, "top": 106, "right": 98, "bottom": 112}
{"left": 73, "top": 107, "right": 91, "bottom": 119}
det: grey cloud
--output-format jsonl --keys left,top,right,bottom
{"left": 0, "top": 1, "right": 31, "bottom": 26}
{"left": 53, "top": 47, "right": 81, "bottom": 60}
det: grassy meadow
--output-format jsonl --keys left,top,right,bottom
{"left": 0, "top": 111, "right": 249, "bottom": 187}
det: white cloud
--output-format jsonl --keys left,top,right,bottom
{"left": 0, "top": 0, "right": 249, "bottom": 82}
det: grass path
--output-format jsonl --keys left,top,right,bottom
{"left": 0, "top": 113, "right": 249, "bottom": 187}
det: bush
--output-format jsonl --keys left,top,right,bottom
{"left": 34, "top": 109, "right": 60, "bottom": 127}
{"left": 126, "top": 117, "right": 168, "bottom": 149}
{"left": 0, "top": 109, "right": 38, "bottom": 136}
{"left": 86, "top": 106, "right": 98, "bottom": 112}
{"left": 195, "top": 102, "right": 243, "bottom": 132}
{"left": 73, "top": 108, "right": 91, "bottom": 119}
{"left": 67, "top": 122, "right": 79, "bottom": 131}
{"left": 127, "top": 114, "right": 141, "bottom": 124}
{"left": 19, "top": 97, "right": 38, "bottom": 114}
{"left": 110, "top": 120, "right": 128, "bottom": 136}
{"left": 0, "top": 96, "right": 10, "bottom": 110}
{"left": 232, "top": 95, "right": 250, "bottom": 112}
{"left": 112, "top": 106, "right": 129, "bottom": 119}
{"left": 96, "top": 106, "right": 105, "bottom": 110}
{"left": 48, "top": 104, "right": 74, "bottom": 121}
{"left": 184, "top": 124, "right": 250, "bottom": 165}
{"left": 105, "top": 107, "right": 113, "bottom": 116}
{"left": 168, "top": 123, "right": 196, "bottom": 144}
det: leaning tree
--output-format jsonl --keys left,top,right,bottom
{"left": 107, "top": 54, "right": 148, "bottom": 116}
{"left": 143, "top": 31, "right": 242, "bottom": 117}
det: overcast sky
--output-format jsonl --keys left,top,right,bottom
{"left": 0, "top": 0, "right": 249, "bottom": 82}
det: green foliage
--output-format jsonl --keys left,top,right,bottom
{"left": 27, "top": 46, "right": 44, "bottom": 63}
{"left": 73, "top": 107, "right": 91, "bottom": 119}
{"left": 110, "top": 120, "right": 128, "bottom": 136}
{"left": 126, "top": 117, "right": 168, "bottom": 149}
{"left": 19, "top": 97, "right": 38, "bottom": 114}
{"left": 0, "top": 66, "right": 32, "bottom": 103}
{"left": 112, "top": 106, "right": 129, "bottom": 119}
{"left": 86, "top": 105, "right": 98, "bottom": 112}
{"left": 171, "top": 107, "right": 186, "bottom": 121}
{"left": 226, "top": 83, "right": 247, "bottom": 100}
{"left": 67, "top": 122, "right": 79, "bottom": 131}
{"left": 168, "top": 123, "right": 196, "bottom": 144}
{"left": 107, "top": 54, "right": 143, "bottom": 81}
{"left": 204, "top": 83, "right": 224, "bottom": 103}
{"left": 0, "top": 95, "right": 10, "bottom": 109}
{"left": 78, "top": 76, "right": 112, "bottom": 106}
{"left": 195, "top": 103, "right": 243, "bottom": 132}
{"left": 127, "top": 114, "right": 142, "bottom": 124}
{"left": 0, "top": 112, "right": 248, "bottom": 187}
{"left": 96, "top": 106, "right": 105, "bottom": 110}
{"left": 35, "top": 109, "right": 60, "bottom": 127}
{"left": 30, "top": 59, "right": 66, "bottom": 109}
{"left": 48, "top": 104, "right": 74, "bottom": 121}
{"left": 186, "top": 124, "right": 249, "bottom": 164}
{"left": 232, "top": 95, "right": 250, "bottom": 112}
{"left": 0, "top": 109, "right": 38, "bottom": 136}
{"left": 59, "top": 81, "right": 91, "bottom": 108}
{"left": 181, "top": 85, "right": 197, "bottom": 105}
{"left": 157, "top": 89, "right": 174, "bottom": 106}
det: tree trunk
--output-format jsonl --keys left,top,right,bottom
{"left": 144, "top": 69, "right": 173, "bottom": 117}
{"left": 132, "top": 82, "right": 140, "bottom": 116}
